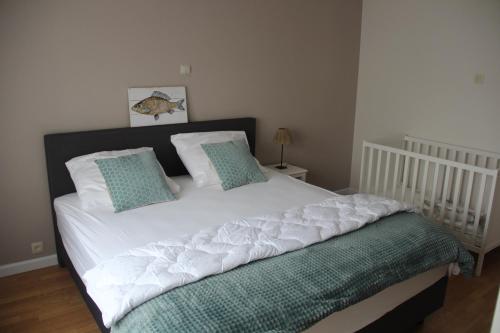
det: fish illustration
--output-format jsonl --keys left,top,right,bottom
{"left": 132, "top": 91, "right": 185, "bottom": 120}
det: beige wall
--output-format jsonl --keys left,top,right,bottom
{"left": 351, "top": 0, "right": 500, "bottom": 189}
{"left": 0, "top": 0, "right": 361, "bottom": 265}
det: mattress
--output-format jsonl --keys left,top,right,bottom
{"left": 54, "top": 169, "right": 334, "bottom": 276}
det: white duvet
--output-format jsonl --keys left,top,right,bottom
{"left": 83, "top": 194, "right": 412, "bottom": 327}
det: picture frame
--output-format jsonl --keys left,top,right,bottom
{"left": 128, "top": 86, "right": 188, "bottom": 127}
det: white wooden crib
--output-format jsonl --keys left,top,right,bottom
{"left": 359, "top": 136, "right": 500, "bottom": 276}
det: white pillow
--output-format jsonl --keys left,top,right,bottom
{"left": 171, "top": 131, "right": 261, "bottom": 188}
{"left": 65, "top": 147, "right": 180, "bottom": 210}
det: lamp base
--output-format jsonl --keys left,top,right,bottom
{"left": 275, "top": 165, "right": 288, "bottom": 170}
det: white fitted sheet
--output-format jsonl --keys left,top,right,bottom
{"left": 54, "top": 169, "right": 334, "bottom": 276}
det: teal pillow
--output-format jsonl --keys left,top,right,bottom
{"left": 95, "top": 151, "right": 175, "bottom": 212}
{"left": 201, "top": 140, "right": 267, "bottom": 190}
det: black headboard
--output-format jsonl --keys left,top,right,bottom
{"left": 44, "top": 117, "right": 256, "bottom": 266}
{"left": 45, "top": 117, "right": 256, "bottom": 200}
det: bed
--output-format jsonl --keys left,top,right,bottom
{"left": 44, "top": 117, "right": 472, "bottom": 333}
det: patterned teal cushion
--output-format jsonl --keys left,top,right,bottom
{"left": 201, "top": 140, "right": 267, "bottom": 190}
{"left": 95, "top": 151, "right": 176, "bottom": 212}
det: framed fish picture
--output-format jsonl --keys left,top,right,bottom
{"left": 128, "top": 86, "right": 188, "bottom": 127}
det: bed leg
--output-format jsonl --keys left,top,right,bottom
{"left": 475, "top": 252, "right": 485, "bottom": 277}
{"left": 56, "top": 245, "right": 66, "bottom": 268}
{"left": 57, "top": 255, "right": 66, "bottom": 268}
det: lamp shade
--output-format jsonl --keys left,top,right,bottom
{"left": 273, "top": 128, "right": 292, "bottom": 145}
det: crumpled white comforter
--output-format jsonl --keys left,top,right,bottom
{"left": 83, "top": 194, "right": 412, "bottom": 327}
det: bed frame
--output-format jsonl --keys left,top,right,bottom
{"left": 44, "top": 117, "right": 447, "bottom": 333}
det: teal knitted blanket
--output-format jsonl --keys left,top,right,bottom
{"left": 112, "top": 212, "right": 474, "bottom": 333}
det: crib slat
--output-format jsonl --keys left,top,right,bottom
{"left": 391, "top": 153, "right": 400, "bottom": 199}
{"left": 406, "top": 142, "right": 414, "bottom": 187}
{"left": 439, "top": 165, "right": 452, "bottom": 222}
{"left": 366, "top": 147, "right": 374, "bottom": 193}
{"left": 461, "top": 171, "right": 474, "bottom": 233}
{"left": 481, "top": 175, "right": 498, "bottom": 249}
{"left": 359, "top": 144, "right": 366, "bottom": 192}
{"left": 382, "top": 152, "right": 391, "bottom": 196}
{"left": 419, "top": 160, "right": 430, "bottom": 211}
{"left": 391, "top": 154, "right": 401, "bottom": 199}
{"left": 428, "top": 163, "right": 440, "bottom": 218}
{"left": 472, "top": 174, "right": 487, "bottom": 239}
{"left": 449, "top": 168, "right": 463, "bottom": 226}
{"left": 408, "top": 148, "right": 414, "bottom": 188}
{"left": 410, "top": 158, "right": 419, "bottom": 203}
{"left": 448, "top": 150, "right": 458, "bottom": 201}
{"left": 401, "top": 155, "right": 410, "bottom": 200}
{"left": 374, "top": 150, "right": 382, "bottom": 195}
{"left": 471, "top": 153, "right": 477, "bottom": 166}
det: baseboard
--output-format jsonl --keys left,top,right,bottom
{"left": 0, "top": 254, "right": 58, "bottom": 278}
{"left": 335, "top": 187, "right": 357, "bottom": 195}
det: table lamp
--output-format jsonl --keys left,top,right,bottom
{"left": 273, "top": 128, "right": 292, "bottom": 169}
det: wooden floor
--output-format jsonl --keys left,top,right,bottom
{"left": 1, "top": 250, "right": 499, "bottom": 333}
{"left": 416, "top": 249, "right": 500, "bottom": 333}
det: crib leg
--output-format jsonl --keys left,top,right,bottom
{"left": 475, "top": 252, "right": 485, "bottom": 277}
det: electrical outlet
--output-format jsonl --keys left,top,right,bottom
{"left": 31, "top": 241, "right": 44, "bottom": 254}
{"left": 180, "top": 64, "right": 191, "bottom": 76}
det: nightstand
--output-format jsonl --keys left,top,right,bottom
{"left": 266, "top": 164, "right": 308, "bottom": 181}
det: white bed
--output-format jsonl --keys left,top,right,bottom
{"left": 54, "top": 169, "right": 448, "bottom": 332}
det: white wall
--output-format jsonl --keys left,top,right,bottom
{"left": 351, "top": 0, "right": 500, "bottom": 189}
